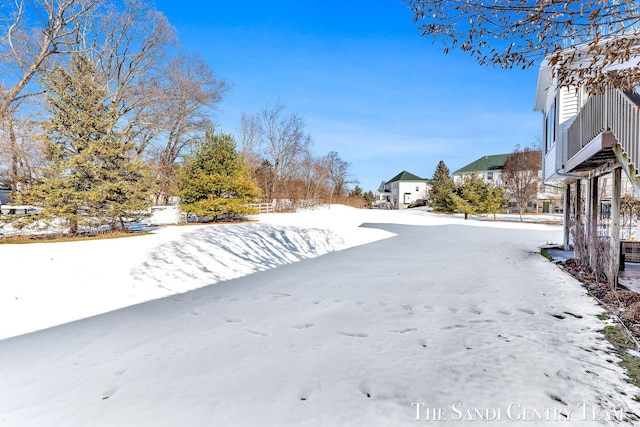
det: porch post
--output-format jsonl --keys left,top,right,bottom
{"left": 575, "top": 179, "right": 586, "bottom": 261}
{"left": 575, "top": 179, "right": 582, "bottom": 222}
{"left": 588, "top": 176, "right": 599, "bottom": 270}
{"left": 610, "top": 167, "right": 622, "bottom": 288}
{"left": 563, "top": 183, "right": 571, "bottom": 251}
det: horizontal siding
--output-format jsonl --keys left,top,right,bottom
{"left": 559, "top": 87, "right": 579, "bottom": 124}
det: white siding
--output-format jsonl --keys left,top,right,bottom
{"left": 398, "top": 182, "right": 428, "bottom": 207}
{"left": 543, "top": 145, "right": 557, "bottom": 182}
{"left": 559, "top": 86, "right": 579, "bottom": 125}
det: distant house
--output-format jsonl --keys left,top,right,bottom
{"left": 375, "top": 171, "right": 429, "bottom": 210}
{"left": 453, "top": 154, "right": 510, "bottom": 185}
{"left": 453, "top": 153, "right": 563, "bottom": 214}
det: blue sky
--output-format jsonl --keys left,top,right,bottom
{"left": 154, "top": 0, "right": 542, "bottom": 192}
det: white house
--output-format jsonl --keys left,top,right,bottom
{"left": 375, "top": 171, "right": 429, "bottom": 210}
{"left": 534, "top": 39, "right": 640, "bottom": 281}
{"left": 453, "top": 154, "right": 509, "bottom": 185}
{"left": 453, "top": 153, "right": 564, "bottom": 214}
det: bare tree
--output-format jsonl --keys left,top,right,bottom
{"left": 245, "top": 102, "right": 312, "bottom": 204}
{"left": 0, "top": 117, "right": 43, "bottom": 189}
{"left": 323, "top": 151, "right": 352, "bottom": 205}
{"left": 85, "top": 0, "right": 177, "bottom": 154}
{"left": 502, "top": 146, "right": 541, "bottom": 221}
{"left": 239, "top": 113, "right": 262, "bottom": 170}
{"left": 300, "top": 152, "right": 328, "bottom": 202}
{"left": 150, "top": 53, "right": 228, "bottom": 204}
{"left": 407, "top": 0, "right": 640, "bottom": 92}
{"left": 0, "top": 0, "right": 103, "bottom": 191}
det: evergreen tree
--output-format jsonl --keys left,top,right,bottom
{"left": 428, "top": 160, "right": 455, "bottom": 212}
{"left": 350, "top": 185, "right": 364, "bottom": 197}
{"left": 363, "top": 190, "right": 375, "bottom": 208}
{"left": 18, "top": 55, "right": 151, "bottom": 233}
{"left": 450, "top": 174, "right": 508, "bottom": 220}
{"left": 483, "top": 185, "right": 509, "bottom": 220}
{"left": 451, "top": 174, "right": 481, "bottom": 219}
{"left": 177, "top": 131, "right": 261, "bottom": 221}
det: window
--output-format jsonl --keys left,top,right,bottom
{"left": 487, "top": 172, "right": 493, "bottom": 180}
{"left": 415, "top": 186, "right": 419, "bottom": 191}
{"left": 545, "top": 97, "right": 557, "bottom": 152}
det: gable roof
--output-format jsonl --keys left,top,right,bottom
{"left": 385, "top": 170, "right": 426, "bottom": 183}
{"left": 454, "top": 154, "right": 511, "bottom": 174}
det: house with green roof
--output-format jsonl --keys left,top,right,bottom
{"left": 375, "top": 171, "right": 429, "bottom": 210}
{"left": 453, "top": 154, "right": 511, "bottom": 185}
{"left": 454, "top": 152, "right": 563, "bottom": 214}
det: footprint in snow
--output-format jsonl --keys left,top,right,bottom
{"left": 549, "top": 394, "right": 567, "bottom": 406}
{"left": 223, "top": 317, "right": 243, "bottom": 323}
{"left": 563, "top": 311, "right": 583, "bottom": 319}
{"left": 390, "top": 328, "right": 418, "bottom": 334}
{"left": 517, "top": 308, "right": 536, "bottom": 315}
{"left": 469, "top": 307, "right": 483, "bottom": 315}
{"left": 357, "top": 381, "right": 372, "bottom": 398}
{"left": 498, "top": 309, "right": 512, "bottom": 316}
{"left": 246, "top": 329, "right": 269, "bottom": 337}
{"left": 442, "top": 324, "right": 466, "bottom": 330}
{"left": 337, "top": 331, "right": 369, "bottom": 338}
{"left": 292, "top": 322, "right": 316, "bottom": 329}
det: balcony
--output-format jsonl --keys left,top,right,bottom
{"left": 565, "top": 87, "right": 640, "bottom": 179}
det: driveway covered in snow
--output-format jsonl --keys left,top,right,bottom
{"left": 1, "top": 212, "right": 638, "bottom": 426}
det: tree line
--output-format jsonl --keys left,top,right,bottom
{"left": 0, "top": 0, "right": 356, "bottom": 233}
{"left": 238, "top": 102, "right": 355, "bottom": 211}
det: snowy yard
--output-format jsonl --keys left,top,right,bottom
{"left": 0, "top": 206, "right": 638, "bottom": 426}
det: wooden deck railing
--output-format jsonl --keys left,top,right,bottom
{"left": 567, "top": 87, "right": 640, "bottom": 174}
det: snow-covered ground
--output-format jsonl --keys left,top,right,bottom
{"left": 1, "top": 205, "right": 638, "bottom": 426}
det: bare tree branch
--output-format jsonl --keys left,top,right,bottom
{"left": 407, "top": 0, "right": 640, "bottom": 92}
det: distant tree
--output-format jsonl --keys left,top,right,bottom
{"left": 324, "top": 151, "right": 352, "bottom": 204}
{"left": 363, "top": 190, "right": 375, "bottom": 208}
{"left": 176, "top": 131, "right": 261, "bottom": 221}
{"left": 428, "top": 160, "right": 455, "bottom": 211}
{"left": 148, "top": 53, "right": 228, "bottom": 205}
{"left": 350, "top": 185, "right": 364, "bottom": 197}
{"left": 298, "top": 152, "right": 327, "bottom": 202}
{"left": 17, "top": 55, "right": 151, "bottom": 233}
{"left": 483, "top": 185, "right": 509, "bottom": 220}
{"left": 241, "top": 102, "right": 311, "bottom": 202}
{"left": 407, "top": 0, "right": 640, "bottom": 93}
{"left": 450, "top": 174, "right": 487, "bottom": 219}
{"left": 502, "top": 146, "right": 541, "bottom": 221}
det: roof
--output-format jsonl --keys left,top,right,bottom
{"left": 534, "top": 59, "right": 552, "bottom": 112}
{"left": 454, "top": 154, "right": 511, "bottom": 174}
{"left": 534, "top": 36, "right": 640, "bottom": 111}
{"left": 385, "top": 170, "right": 426, "bottom": 183}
